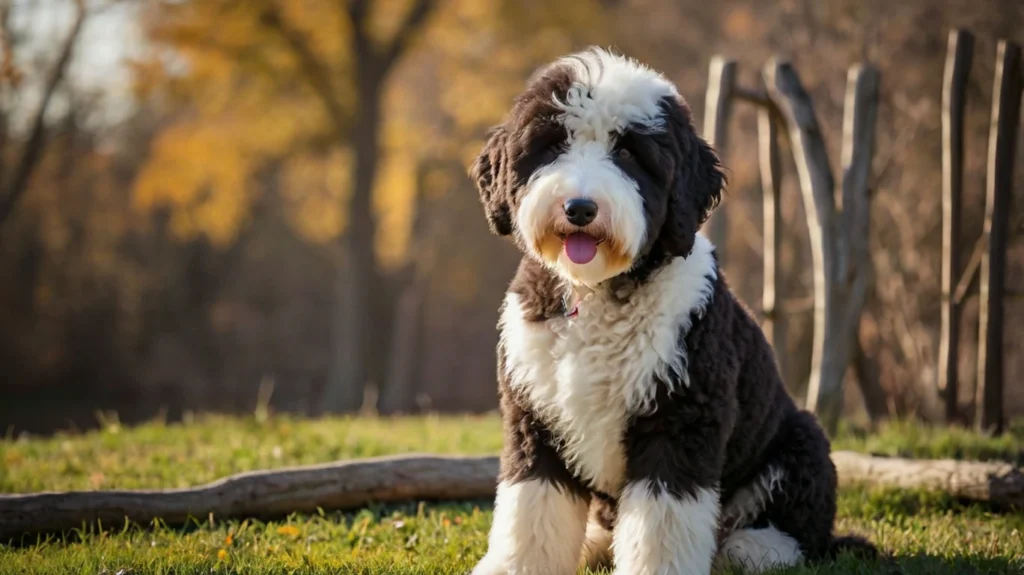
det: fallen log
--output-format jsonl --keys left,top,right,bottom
{"left": 831, "top": 450, "right": 1024, "bottom": 507}
{"left": 1, "top": 451, "right": 1021, "bottom": 540}
{"left": 0, "top": 454, "right": 500, "bottom": 541}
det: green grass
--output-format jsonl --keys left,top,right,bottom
{"left": 2, "top": 414, "right": 1023, "bottom": 574}
{"left": 1, "top": 413, "right": 503, "bottom": 493}
{"left": 833, "top": 419, "right": 1024, "bottom": 466}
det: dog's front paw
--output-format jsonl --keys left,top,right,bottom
{"left": 469, "top": 553, "right": 508, "bottom": 575}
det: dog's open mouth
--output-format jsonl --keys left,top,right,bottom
{"left": 564, "top": 232, "right": 601, "bottom": 265}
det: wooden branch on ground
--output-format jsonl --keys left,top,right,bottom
{"left": 0, "top": 454, "right": 499, "bottom": 540}
{"left": 2, "top": 452, "right": 1023, "bottom": 540}
{"left": 832, "top": 451, "right": 1024, "bottom": 507}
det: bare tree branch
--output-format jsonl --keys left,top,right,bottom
{"left": 346, "top": 0, "right": 370, "bottom": 25}
{"left": 260, "top": 2, "right": 349, "bottom": 136}
{"left": 379, "top": 0, "right": 436, "bottom": 72}
{"left": 0, "top": 0, "right": 86, "bottom": 229}
{"left": 954, "top": 213, "right": 1024, "bottom": 306}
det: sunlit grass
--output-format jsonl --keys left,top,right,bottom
{"left": 1, "top": 413, "right": 1023, "bottom": 574}
{"left": 0, "top": 413, "right": 503, "bottom": 492}
{"left": 833, "top": 418, "right": 1024, "bottom": 465}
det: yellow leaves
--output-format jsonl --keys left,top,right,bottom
{"left": 430, "top": 0, "right": 610, "bottom": 136}
{"left": 281, "top": 149, "right": 351, "bottom": 244}
{"left": 134, "top": 123, "right": 251, "bottom": 247}
{"left": 363, "top": 0, "right": 421, "bottom": 49}
{"left": 374, "top": 152, "right": 417, "bottom": 268}
{"left": 132, "top": 0, "right": 615, "bottom": 257}
{"left": 3, "top": 448, "right": 23, "bottom": 467}
{"left": 134, "top": 87, "right": 318, "bottom": 246}
{"left": 424, "top": 168, "right": 453, "bottom": 200}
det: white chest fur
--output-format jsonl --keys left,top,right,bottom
{"left": 500, "top": 235, "right": 717, "bottom": 494}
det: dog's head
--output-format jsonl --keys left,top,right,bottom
{"left": 470, "top": 48, "right": 724, "bottom": 287}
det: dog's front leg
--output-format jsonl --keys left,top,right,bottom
{"left": 472, "top": 478, "right": 589, "bottom": 575}
{"left": 472, "top": 390, "right": 589, "bottom": 575}
{"left": 612, "top": 411, "right": 727, "bottom": 575}
{"left": 611, "top": 478, "right": 719, "bottom": 575}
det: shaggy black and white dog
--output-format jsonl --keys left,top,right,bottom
{"left": 467, "top": 48, "right": 873, "bottom": 575}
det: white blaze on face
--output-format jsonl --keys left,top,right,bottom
{"left": 514, "top": 49, "right": 681, "bottom": 287}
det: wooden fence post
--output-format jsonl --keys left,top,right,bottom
{"left": 938, "top": 29, "right": 974, "bottom": 424}
{"left": 758, "top": 108, "right": 785, "bottom": 363}
{"left": 976, "top": 40, "right": 1022, "bottom": 434}
{"left": 764, "top": 60, "right": 879, "bottom": 435}
{"left": 704, "top": 57, "right": 737, "bottom": 262}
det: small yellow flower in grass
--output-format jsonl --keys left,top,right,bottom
{"left": 217, "top": 549, "right": 227, "bottom": 561}
{"left": 224, "top": 534, "right": 233, "bottom": 546}
{"left": 3, "top": 449, "right": 22, "bottom": 465}
{"left": 277, "top": 525, "right": 301, "bottom": 537}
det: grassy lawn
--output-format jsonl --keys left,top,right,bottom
{"left": 1, "top": 414, "right": 1023, "bottom": 574}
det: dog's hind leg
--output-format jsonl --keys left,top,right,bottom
{"left": 716, "top": 409, "right": 839, "bottom": 573}
{"left": 715, "top": 524, "right": 803, "bottom": 573}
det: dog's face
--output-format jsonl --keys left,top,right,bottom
{"left": 471, "top": 48, "right": 724, "bottom": 287}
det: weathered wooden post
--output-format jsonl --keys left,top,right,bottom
{"left": 703, "top": 57, "right": 737, "bottom": 262}
{"left": 764, "top": 61, "right": 879, "bottom": 435}
{"left": 758, "top": 107, "right": 785, "bottom": 361}
{"left": 975, "top": 40, "right": 1022, "bottom": 434}
{"left": 937, "top": 29, "right": 974, "bottom": 424}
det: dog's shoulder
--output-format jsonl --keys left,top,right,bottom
{"left": 506, "top": 256, "right": 565, "bottom": 322}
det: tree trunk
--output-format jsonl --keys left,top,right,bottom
{"left": 323, "top": 71, "right": 387, "bottom": 413}
{"left": 380, "top": 163, "right": 432, "bottom": 414}
{"left": 318, "top": 0, "right": 437, "bottom": 413}
{"left": 853, "top": 334, "right": 889, "bottom": 422}
{"left": 381, "top": 275, "right": 425, "bottom": 414}
{"left": 0, "top": 0, "right": 86, "bottom": 229}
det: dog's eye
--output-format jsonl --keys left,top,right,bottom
{"left": 618, "top": 148, "right": 632, "bottom": 160}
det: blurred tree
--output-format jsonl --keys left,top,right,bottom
{"left": 0, "top": 0, "right": 86, "bottom": 228}
{"left": 134, "top": 0, "right": 607, "bottom": 413}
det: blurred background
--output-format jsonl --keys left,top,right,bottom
{"left": 0, "top": 0, "right": 1021, "bottom": 435}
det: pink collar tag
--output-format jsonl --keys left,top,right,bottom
{"left": 563, "top": 291, "right": 582, "bottom": 319}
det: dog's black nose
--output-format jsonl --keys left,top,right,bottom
{"left": 564, "top": 198, "right": 598, "bottom": 227}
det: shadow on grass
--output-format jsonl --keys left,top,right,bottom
{"left": 804, "top": 552, "right": 1023, "bottom": 575}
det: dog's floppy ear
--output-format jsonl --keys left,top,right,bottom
{"left": 469, "top": 126, "right": 513, "bottom": 236}
{"left": 661, "top": 96, "right": 725, "bottom": 256}
{"left": 681, "top": 128, "right": 725, "bottom": 229}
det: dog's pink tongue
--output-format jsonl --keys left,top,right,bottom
{"left": 565, "top": 232, "right": 598, "bottom": 264}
